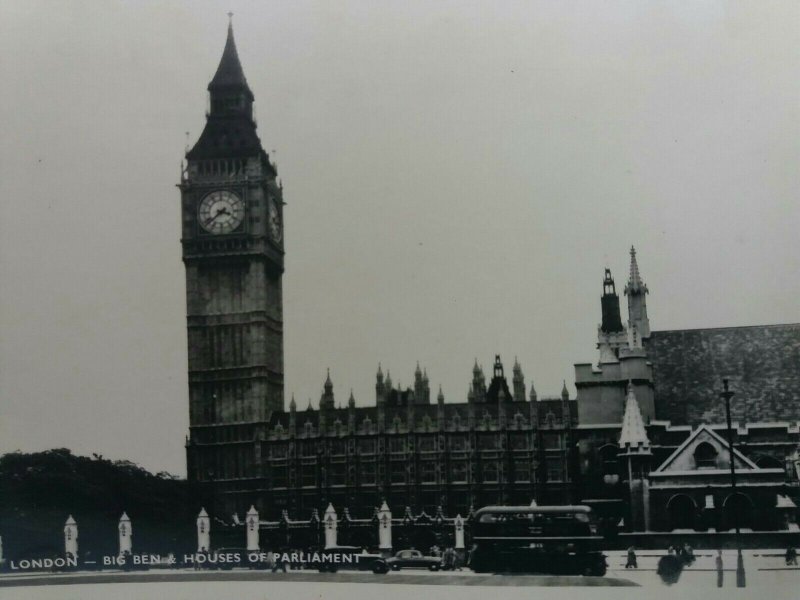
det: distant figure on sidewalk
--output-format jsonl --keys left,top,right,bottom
{"left": 271, "top": 549, "right": 287, "bottom": 573}
{"left": 715, "top": 550, "right": 723, "bottom": 588}
{"left": 682, "top": 543, "right": 695, "bottom": 565}
{"left": 625, "top": 546, "right": 638, "bottom": 569}
{"left": 785, "top": 546, "right": 797, "bottom": 566}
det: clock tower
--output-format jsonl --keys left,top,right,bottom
{"left": 180, "top": 20, "right": 284, "bottom": 511}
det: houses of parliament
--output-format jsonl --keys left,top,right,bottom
{"left": 181, "top": 23, "right": 800, "bottom": 533}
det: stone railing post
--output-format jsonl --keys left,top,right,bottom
{"left": 118, "top": 512, "right": 132, "bottom": 557}
{"left": 64, "top": 515, "right": 78, "bottom": 558}
{"left": 378, "top": 501, "right": 392, "bottom": 556}
{"left": 197, "top": 508, "right": 210, "bottom": 552}
{"left": 246, "top": 505, "right": 260, "bottom": 551}
{"left": 454, "top": 513, "right": 465, "bottom": 550}
{"left": 324, "top": 503, "right": 338, "bottom": 549}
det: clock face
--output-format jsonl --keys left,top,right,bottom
{"left": 268, "top": 199, "right": 282, "bottom": 242}
{"left": 198, "top": 190, "right": 245, "bottom": 234}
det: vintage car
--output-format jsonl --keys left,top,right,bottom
{"left": 385, "top": 549, "right": 442, "bottom": 571}
{"left": 316, "top": 545, "right": 389, "bottom": 574}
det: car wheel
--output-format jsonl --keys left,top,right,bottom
{"left": 373, "top": 562, "right": 388, "bottom": 575}
{"left": 429, "top": 564, "right": 440, "bottom": 571}
{"left": 391, "top": 564, "right": 401, "bottom": 571}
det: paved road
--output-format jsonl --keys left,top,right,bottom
{"left": 0, "top": 569, "right": 635, "bottom": 587}
{"left": 2, "top": 549, "right": 798, "bottom": 599}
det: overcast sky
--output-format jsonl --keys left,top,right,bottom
{"left": 1, "top": 1, "right": 798, "bottom": 476}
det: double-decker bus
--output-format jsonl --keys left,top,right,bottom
{"left": 468, "top": 505, "right": 607, "bottom": 576}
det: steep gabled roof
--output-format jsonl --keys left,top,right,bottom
{"left": 653, "top": 424, "right": 759, "bottom": 473}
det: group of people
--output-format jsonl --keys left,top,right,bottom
{"left": 429, "top": 545, "right": 463, "bottom": 570}
{"left": 626, "top": 542, "right": 695, "bottom": 570}
{"left": 668, "top": 542, "right": 696, "bottom": 565}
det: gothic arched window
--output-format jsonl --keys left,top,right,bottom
{"left": 694, "top": 442, "right": 718, "bottom": 469}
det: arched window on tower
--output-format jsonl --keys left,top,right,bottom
{"left": 694, "top": 442, "right": 718, "bottom": 469}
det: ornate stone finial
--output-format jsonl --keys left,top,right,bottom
{"left": 348, "top": 389, "right": 356, "bottom": 408}
{"left": 561, "top": 380, "right": 569, "bottom": 400}
{"left": 227, "top": 11, "right": 234, "bottom": 26}
{"left": 289, "top": 395, "right": 296, "bottom": 411}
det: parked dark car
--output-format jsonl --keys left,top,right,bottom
{"left": 385, "top": 549, "right": 442, "bottom": 571}
{"left": 316, "top": 546, "right": 388, "bottom": 574}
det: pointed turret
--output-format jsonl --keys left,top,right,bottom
{"left": 561, "top": 381, "right": 569, "bottom": 401}
{"left": 624, "top": 246, "right": 651, "bottom": 339}
{"left": 376, "top": 363, "right": 386, "bottom": 406}
{"left": 618, "top": 382, "right": 652, "bottom": 532}
{"left": 618, "top": 383, "right": 651, "bottom": 453}
{"left": 288, "top": 394, "right": 297, "bottom": 431}
{"left": 512, "top": 357, "right": 525, "bottom": 402}
{"left": 437, "top": 385, "right": 444, "bottom": 404}
{"left": 320, "top": 369, "right": 334, "bottom": 411}
{"left": 348, "top": 389, "right": 356, "bottom": 408}
{"left": 209, "top": 17, "right": 253, "bottom": 96}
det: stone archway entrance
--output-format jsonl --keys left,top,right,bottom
{"left": 722, "top": 493, "right": 754, "bottom": 531}
{"left": 666, "top": 494, "right": 697, "bottom": 530}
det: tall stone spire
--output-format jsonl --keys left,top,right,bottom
{"left": 624, "top": 246, "right": 651, "bottom": 339}
{"left": 618, "top": 383, "right": 651, "bottom": 453}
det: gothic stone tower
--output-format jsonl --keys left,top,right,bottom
{"left": 181, "top": 21, "right": 284, "bottom": 511}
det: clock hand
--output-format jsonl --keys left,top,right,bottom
{"left": 204, "top": 206, "right": 229, "bottom": 226}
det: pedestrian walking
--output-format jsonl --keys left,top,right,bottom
{"left": 625, "top": 546, "right": 638, "bottom": 569}
{"left": 715, "top": 550, "right": 723, "bottom": 588}
{"left": 785, "top": 546, "right": 797, "bottom": 566}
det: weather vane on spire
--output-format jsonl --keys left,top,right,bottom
{"left": 228, "top": 11, "right": 234, "bottom": 25}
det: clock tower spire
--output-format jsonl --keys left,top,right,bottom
{"left": 180, "top": 20, "right": 285, "bottom": 516}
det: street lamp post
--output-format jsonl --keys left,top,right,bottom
{"left": 720, "top": 378, "right": 746, "bottom": 587}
